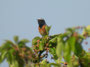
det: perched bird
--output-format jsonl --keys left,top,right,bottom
{"left": 37, "top": 18, "right": 51, "bottom": 36}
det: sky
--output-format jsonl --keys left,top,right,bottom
{"left": 0, "top": 0, "right": 90, "bottom": 67}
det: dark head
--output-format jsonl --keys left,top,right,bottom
{"left": 37, "top": 18, "right": 46, "bottom": 28}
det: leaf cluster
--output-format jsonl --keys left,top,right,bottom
{"left": 0, "top": 25, "right": 90, "bottom": 67}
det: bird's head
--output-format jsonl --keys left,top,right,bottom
{"left": 37, "top": 18, "right": 46, "bottom": 27}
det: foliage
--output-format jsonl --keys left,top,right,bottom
{"left": 0, "top": 25, "right": 90, "bottom": 67}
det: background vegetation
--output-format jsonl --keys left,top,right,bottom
{"left": 0, "top": 25, "right": 90, "bottom": 67}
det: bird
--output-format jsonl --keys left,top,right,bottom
{"left": 37, "top": 18, "right": 51, "bottom": 36}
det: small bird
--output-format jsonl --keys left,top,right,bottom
{"left": 37, "top": 18, "right": 51, "bottom": 36}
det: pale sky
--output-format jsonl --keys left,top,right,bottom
{"left": 0, "top": 0, "right": 90, "bottom": 67}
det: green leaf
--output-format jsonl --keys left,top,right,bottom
{"left": 0, "top": 43, "right": 11, "bottom": 52}
{"left": 56, "top": 36, "right": 64, "bottom": 60}
{"left": 64, "top": 37, "right": 76, "bottom": 66}
{"left": 68, "top": 37, "right": 76, "bottom": 52}
{"left": 74, "top": 42, "right": 83, "bottom": 57}
{"left": 39, "top": 41, "right": 44, "bottom": 50}
{"left": 40, "top": 59, "right": 48, "bottom": 67}
{"left": 40, "top": 59, "right": 47, "bottom": 64}
{"left": 49, "top": 48, "right": 58, "bottom": 59}
{"left": 45, "top": 25, "right": 51, "bottom": 35}
{"left": 9, "top": 60, "right": 19, "bottom": 67}
{"left": 32, "top": 37, "right": 40, "bottom": 45}
{"left": 5, "top": 40, "right": 14, "bottom": 44}
{"left": 48, "top": 63, "right": 61, "bottom": 67}
{"left": 63, "top": 37, "right": 76, "bottom": 66}
{"left": 49, "top": 37, "right": 57, "bottom": 44}
{"left": 5, "top": 40, "right": 15, "bottom": 47}
{"left": 42, "top": 36, "right": 48, "bottom": 43}
{"left": 18, "top": 42, "right": 25, "bottom": 47}
{"left": 7, "top": 48, "right": 24, "bottom": 67}
{"left": 0, "top": 51, "right": 7, "bottom": 63}
{"left": 20, "top": 39, "right": 30, "bottom": 43}
{"left": 72, "top": 55, "right": 79, "bottom": 67}
{"left": 63, "top": 42, "right": 71, "bottom": 63}
{"left": 40, "top": 60, "right": 60, "bottom": 67}
{"left": 66, "top": 27, "right": 75, "bottom": 32}
{"left": 14, "top": 36, "right": 19, "bottom": 43}
{"left": 6, "top": 48, "right": 16, "bottom": 64}
{"left": 82, "top": 25, "right": 90, "bottom": 36}
{"left": 49, "top": 48, "right": 55, "bottom": 55}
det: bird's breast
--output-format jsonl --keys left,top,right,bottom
{"left": 38, "top": 25, "right": 47, "bottom": 36}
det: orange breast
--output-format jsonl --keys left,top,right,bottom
{"left": 38, "top": 25, "right": 47, "bottom": 36}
